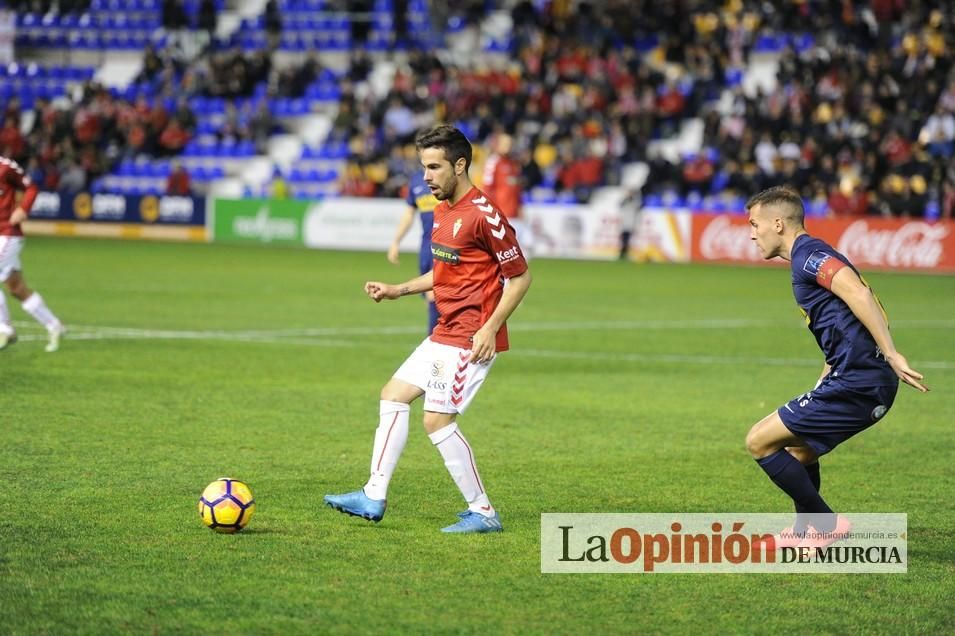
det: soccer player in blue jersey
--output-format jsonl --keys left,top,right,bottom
{"left": 387, "top": 170, "right": 440, "bottom": 333}
{"left": 743, "top": 186, "right": 928, "bottom": 549}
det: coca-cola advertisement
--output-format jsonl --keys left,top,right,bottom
{"left": 690, "top": 213, "right": 955, "bottom": 273}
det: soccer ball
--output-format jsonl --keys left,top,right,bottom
{"left": 198, "top": 478, "right": 256, "bottom": 533}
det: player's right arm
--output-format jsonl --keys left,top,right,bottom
{"left": 364, "top": 270, "right": 433, "bottom": 303}
{"left": 829, "top": 266, "right": 928, "bottom": 392}
{"left": 387, "top": 205, "right": 417, "bottom": 264}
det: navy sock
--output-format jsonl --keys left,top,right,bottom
{"left": 757, "top": 450, "right": 833, "bottom": 516}
{"left": 793, "top": 461, "right": 822, "bottom": 533}
{"left": 428, "top": 302, "right": 439, "bottom": 334}
{"left": 805, "top": 461, "right": 821, "bottom": 492}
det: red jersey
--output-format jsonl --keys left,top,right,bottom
{"left": 482, "top": 153, "right": 523, "bottom": 219}
{"left": 0, "top": 156, "right": 39, "bottom": 237}
{"left": 430, "top": 187, "right": 528, "bottom": 352}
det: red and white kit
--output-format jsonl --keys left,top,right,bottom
{"left": 393, "top": 187, "right": 528, "bottom": 413}
{"left": 0, "top": 157, "right": 39, "bottom": 281}
{"left": 482, "top": 152, "right": 533, "bottom": 255}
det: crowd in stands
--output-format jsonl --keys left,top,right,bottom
{"left": 643, "top": 1, "right": 955, "bottom": 218}
{"left": 0, "top": 42, "right": 321, "bottom": 194}
{"left": 337, "top": 0, "right": 729, "bottom": 203}
{"left": 2, "top": 0, "right": 954, "bottom": 218}
{"left": 337, "top": 0, "right": 954, "bottom": 217}
{"left": 4, "top": 0, "right": 90, "bottom": 14}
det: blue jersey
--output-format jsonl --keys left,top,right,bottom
{"left": 790, "top": 234, "right": 896, "bottom": 388}
{"left": 406, "top": 172, "right": 437, "bottom": 249}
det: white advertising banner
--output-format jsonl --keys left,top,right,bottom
{"left": 301, "top": 196, "right": 692, "bottom": 262}
{"left": 303, "top": 197, "right": 421, "bottom": 252}
{"left": 524, "top": 204, "right": 691, "bottom": 262}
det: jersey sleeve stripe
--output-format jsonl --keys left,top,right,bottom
{"left": 816, "top": 257, "right": 847, "bottom": 290}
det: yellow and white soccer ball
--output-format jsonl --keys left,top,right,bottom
{"left": 198, "top": 478, "right": 256, "bottom": 533}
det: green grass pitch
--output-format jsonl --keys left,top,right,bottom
{"left": 2, "top": 236, "right": 953, "bottom": 634}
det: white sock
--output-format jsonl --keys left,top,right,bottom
{"left": 363, "top": 400, "right": 410, "bottom": 501}
{"left": 428, "top": 422, "right": 494, "bottom": 516}
{"left": 21, "top": 292, "right": 62, "bottom": 334}
{"left": 0, "top": 292, "right": 12, "bottom": 334}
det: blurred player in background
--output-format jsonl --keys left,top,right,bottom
{"left": 744, "top": 186, "right": 927, "bottom": 549}
{"left": 326, "top": 125, "right": 532, "bottom": 533}
{"left": 0, "top": 156, "right": 65, "bottom": 352}
{"left": 387, "top": 169, "right": 439, "bottom": 334}
{"left": 483, "top": 132, "right": 533, "bottom": 257}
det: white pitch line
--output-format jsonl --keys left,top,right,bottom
{"left": 14, "top": 317, "right": 955, "bottom": 339}
{"left": 13, "top": 331, "right": 356, "bottom": 348}
{"left": 513, "top": 348, "right": 955, "bottom": 370}
{"left": 9, "top": 320, "right": 954, "bottom": 368}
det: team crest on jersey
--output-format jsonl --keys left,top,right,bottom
{"left": 431, "top": 242, "right": 460, "bottom": 264}
{"left": 453, "top": 218, "right": 462, "bottom": 237}
{"left": 803, "top": 250, "right": 833, "bottom": 276}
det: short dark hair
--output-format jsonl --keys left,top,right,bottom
{"left": 415, "top": 125, "right": 472, "bottom": 172}
{"left": 745, "top": 185, "right": 805, "bottom": 225}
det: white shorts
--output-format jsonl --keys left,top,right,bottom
{"left": 0, "top": 236, "right": 24, "bottom": 282}
{"left": 393, "top": 337, "right": 496, "bottom": 414}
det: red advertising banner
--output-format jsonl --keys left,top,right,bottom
{"left": 690, "top": 213, "right": 955, "bottom": 273}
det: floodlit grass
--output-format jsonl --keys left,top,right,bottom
{"left": 2, "top": 237, "right": 953, "bottom": 634}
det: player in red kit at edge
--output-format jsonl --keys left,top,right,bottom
{"left": 482, "top": 132, "right": 532, "bottom": 255}
{"left": 325, "top": 125, "right": 532, "bottom": 533}
{"left": 0, "top": 156, "right": 65, "bottom": 352}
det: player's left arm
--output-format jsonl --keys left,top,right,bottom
{"left": 469, "top": 269, "right": 532, "bottom": 363}
{"left": 829, "top": 267, "right": 929, "bottom": 392}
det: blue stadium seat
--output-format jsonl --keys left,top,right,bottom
{"left": 754, "top": 33, "right": 785, "bottom": 53}
{"left": 725, "top": 68, "right": 744, "bottom": 87}
{"left": 791, "top": 33, "right": 815, "bottom": 53}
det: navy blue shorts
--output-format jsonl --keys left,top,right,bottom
{"left": 777, "top": 377, "right": 899, "bottom": 455}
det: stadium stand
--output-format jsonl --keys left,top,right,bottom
{"left": 1, "top": 0, "right": 953, "bottom": 217}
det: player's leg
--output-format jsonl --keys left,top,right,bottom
{"left": 426, "top": 411, "right": 502, "bottom": 534}
{"left": 6, "top": 269, "right": 65, "bottom": 352}
{"left": 0, "top": 236, "right": 19, "bottom": 348}
{"left": 746, "top": 410, "right": 835, "bottom": 520}
{"left": 363, "top": 378, "right": 423, "bottom": 499}
{"left": 787, "top": 445, "right": 821, "bottom": 492}
{"left": 0, "top": 288, "right": 14, "bottom": 349}
{"left": 746, "top": 412, "right": 834, "bottom": 549}
{"left": 419, "top": 344, "right": 502, "bottom": 533}
{"left": 324, "top": 378, "right": 422, "bottom": 522}
{"left": 325, "top": 338, "right": 431, "bottom": 522}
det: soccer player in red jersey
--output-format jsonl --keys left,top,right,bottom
{"left": 482, "top": 132, "right": 533, "bottom": 256}
{"left": 325, "top": 125, "right": 532, "bottom": 533}
{"left": 0, "top": 156, "right": 65, "bottom": 352}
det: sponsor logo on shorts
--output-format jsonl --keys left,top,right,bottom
{"left": 430, "top": 360, "right": 445, "bottom": 378}
{"left": 871, "top": 404, "right": 887, "bottom": 420}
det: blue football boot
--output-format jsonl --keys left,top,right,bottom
{"left": 441, "top": 510, "right": 503, "bottom": 533}
{"left": 324, "top": 489, "right": 386, "bottom": 522}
